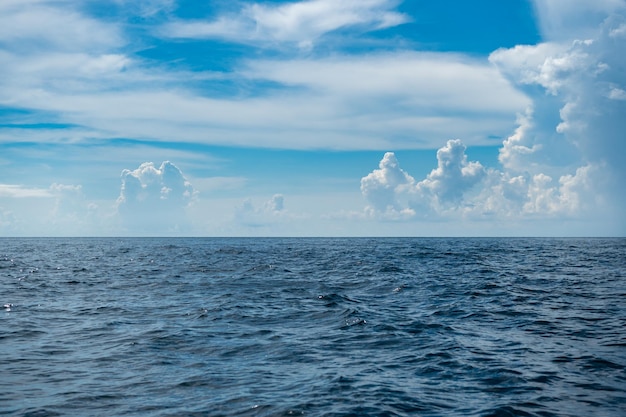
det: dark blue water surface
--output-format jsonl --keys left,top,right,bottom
{"left": 1, "top": 238, "right": 625, "bottom": 416}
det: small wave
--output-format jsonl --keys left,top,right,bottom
{"left": 1, "top": 237, "right": 624, "bottom": 417}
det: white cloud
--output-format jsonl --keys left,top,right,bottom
{"left": 415, "top": 139, "right": 486, "bottom": 206}
{"left": 0, "top": 184, "right": 52, "bottom": 198}
{"left": 0, "top": 1, "right": 123, "bottom": 52}
{"left": 609, "top": 22, "right": 626, "bottom": 37}
{"left": 47, "top": 183, "right": 103, "bottom": 234}
{"left": 111, "top": 0, "right": 175, "bottom": 17}
{"left": 360, "top": 152, "right": 415, "bottom": 218}
{"left": 0, "top": 182, "right": 103, "bottom": 235}
{"left": 0, "top": 1, "right": 528, "bottom": 152}
{"left": 161, "top": 0, "right": 409, "bottom": 48}
{"left": 116, "top": 161, "right": 196, "bottom": 234}
{"left": 360, "top": 143, "right": 606, "bottom": 225}
{"left": 357, "top": 17, "right": 626, "bottom": 229}
{"left": 265, "top": 194, "right": 284, "bottom": 212}
{"left": 0, "top": 49, "right": 133, "bottom": 101}
{"left": 532, "top": 0, "right": 626, "bottom": 41}
{"left": 556, "top": 164, "right": 603, "bottom": 214}
{"left": 361, "top": 141, "right": 486, "bottom": 220}
{"left": 486, "top": 165, "right": 602, "bottom": 218}
{"left": 245, "top": 52, "right": 528, "bottom": 113}
{"left": 488, "top": 7, "right": 626, "bottom": 224}
{"left": 49, "top": 183, "right": 89, "bottom": 213}
{"left": 2, "top": 0, "right": 624, "bottom": 236}
{"left": 356, "top": 4, "right": 626, "bottom": 230}
{"left": 1, "top": 50, "right": 528, "bottom": 150}
{"left": 496, "top": 108, "right": 541, "bottom": 173}
{"left": 164, "top": 17, "right": 248, "bottom": 43}
{"left": 608, "top": 87, "right": 626, "bottom": 100}
{"left": 234, "top": 194, "right": 292, "bottom": 228}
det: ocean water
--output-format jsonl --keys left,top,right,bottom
{"left": 1, "top": 238, "right": 625, "bottom": 417}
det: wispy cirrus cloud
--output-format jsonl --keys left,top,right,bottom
{"left": 0, "top": 0, "right": 123, "bottom": 52}
{"left": 0, "top": 0, "right": 526, "bottom": 152}
{"left": 0, "top": 184, "right": 52, "bottom": 198}
{"left": 1, "top": 49, "right": 529, "bottom": 150}
{"left": 160, "top": 0, "right": 409, "bottom": 48}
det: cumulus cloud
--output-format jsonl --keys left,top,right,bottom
{"left": 358, "top": 2, "right": 626, "bottom": 230}
{"left": 415, "top": 140, "right": 486, "bottom": 206}
{"left": 360, "top": 152, "right": 415, "bottom": 218}
{"left": 350, "top": 1, "right": 622, "bottom": 233}
{"left": 161, "top": 0, "right": 409, "bottom": 48}
{"left": 360, "top": 142, "right": 604, "bottom": 225}
{"left": 490, "top": 6, "right": 626, "bottom": 218}
{"left": 116, "top": 161, "right": 196, "bottom": 234}
{"left": 362, "top": 8, "right": 626, "bottom": 229}
{"left": 235, "top": 194, "right": 287, "bottom": 227}
{"left": 265, "top": 194, "right": 285, "bottom": 212}
{"left": 361, "top": 141, "right": 486, "bottom": 219}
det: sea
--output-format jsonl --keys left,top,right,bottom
{"left": 1, "top": 237, "right": 625, "bottom": 417}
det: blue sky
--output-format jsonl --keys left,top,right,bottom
{"left": 0, "top": 0, "right": 624, "bottom": 236}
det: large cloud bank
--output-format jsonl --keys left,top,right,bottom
{"left": 0, "top": 0, "right": 528, "bottom": 151}
{"left": 361, "top": 3, "right": 625, "bottom": 233}
{"left": 116, "top": 161, "right": 195, "bottom": 233}
{"left": 361, "top": 140, "right": 488, "bottom": 219}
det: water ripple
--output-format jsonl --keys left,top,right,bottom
{"left": 1, "top": 237, "right": 625, "bottom": 416}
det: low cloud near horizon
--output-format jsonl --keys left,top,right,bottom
{"left": 116, "top": 161, "right": 196, "bottom": 234}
